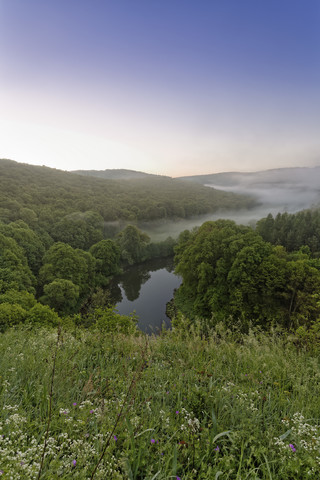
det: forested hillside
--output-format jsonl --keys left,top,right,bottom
{"left": 0, "top": 159, "right": 255, "bottom": 228}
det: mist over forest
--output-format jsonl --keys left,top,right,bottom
{"left": 140, "top": 166, "right": 320, "bottom": 240}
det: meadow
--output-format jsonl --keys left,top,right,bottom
{"left": 0, "top": 321, "right": 320, "bottom": 479}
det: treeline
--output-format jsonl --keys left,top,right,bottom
{"left": 0, "top": 217, "right": 175, "bottom": 330}
{"left": 0, "top": 160, "right": 255, "bottom": 230}
{"left": 173, "top": 218, "right": 320, "bottom": 332}
{"left": 256, "top": 210, "right": 320, "bottom": 254}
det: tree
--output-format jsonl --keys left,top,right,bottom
{"left": 41, "top": 279, "right": 80, "bottom": 314}
{"left": 39, "top": 242, "right": 96, "bottom": 296}
{"left": 116, "top": 225, "right": 150, "bottom": 265}
{"left": 0, "top": 233, "right": 35, "bottom": 294}
{"left": 89, "top": 239, "right": 121, "bottom": 286}
{"left": 0, "top": 220, "right": 46, "bottom": 274}
{"left": 0, "top": 303, "right": 27, "bottom": 331}
{"left": 50, "top": 211, "right": 104, "bottom": 249}
{"left": 27, "top": 303, "right": 60, "bottom": 327}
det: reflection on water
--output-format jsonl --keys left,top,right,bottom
{"left": 109, "top": 257, "right": 181, "bottom": 334}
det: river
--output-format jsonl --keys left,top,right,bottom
{"left": 109, "top": 257, "right": 182, "bottom": 334}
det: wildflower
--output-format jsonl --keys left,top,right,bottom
{"left": 289, "top": 443, "right": 296, "bottom": 452}
{"left": 151, "top": 438, "right": 155, "bottom": 444}
{"left": 0, "top": 471, "right": 3, "bottom": 475}
{"left": 90, "top": 410, "right": 94, "bottom": 414}
{"left": 73, "top": 402, "right": 77, "bottom": 406}
{"left": 176, "top": 410, "right": 179, "bottom": 414}
{"left": 177, "top": 476, "right": 181, "bottom": 480}
{"left": 215, "top": 446, "right": 220, "bottom": 452}
{"left": 113, "top": 435, "right": 118, "bottom": 441}
{"left": 72, "top": 460, "right": 77, "bottom": 466}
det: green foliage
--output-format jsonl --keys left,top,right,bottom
{"left": 116, "top": 225, "right": 150, "bottom": 265}
{"left": 50, "top": 211, "right": 104, "bottom": 249}
{"left": 0, "top": 289, "right": 37, "bottom": 309}
{"left": 145, "top": 236, "right": 176, "bottom": 259}
{"left": 0, "top": 289, "right": 60, "bottom": 331}
{"left": 0, "top": 159, "right": 256, "bottom": 230}
{"left": 26, "top": 303, "right": 60, "bottom": 327}
{"left": 174, "top": 220, "right": 320, "bottom": 330}
{"left": 0, "top": 233, "right": 35, "bottom": 294}
{"left": 41, "top": 279, "right": 80, "bottom": 314}
{"left": 256, "top": 209, "right": 320, "bottom": 254}
{"left": 0, "top": 220, "right": 46, "bottom": 274}
{"left": 0, "top": 302, "right": 27, "bottom": 331}
{"left": 89, "top": 239, "right": 121, "bottom": 285}
{"left": 39, "top": 242, "right": 96, "bottom": 302}
{"left": 87, "top": 306, "right": 138, "bottom": 334}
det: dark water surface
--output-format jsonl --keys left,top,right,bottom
{"left": 110, "top": 257, "right": 181, "bottom": 334}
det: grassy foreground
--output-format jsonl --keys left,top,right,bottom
{"left": 0, "top": 324, "right": 320, "bottom": 479}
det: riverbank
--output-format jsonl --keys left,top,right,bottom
{"left": 1, "top": 324, "right": 319, "bottom": 479}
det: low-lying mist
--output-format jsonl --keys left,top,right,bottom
{"left": 139, "top": 181, "right": 320, "bottom": 241}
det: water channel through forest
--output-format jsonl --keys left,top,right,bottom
{"left": 109, "top": 257, "right": 181, "bottom": 334}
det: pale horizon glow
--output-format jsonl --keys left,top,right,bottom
{"left": 1, "top": 1, "right": 320, "bottom": 177}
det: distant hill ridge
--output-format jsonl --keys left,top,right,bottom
{"left": 72, "top": 165, "right": 320, "bottom": 187}
{"left": 71, "top": 168, "right": 167, "bottom": 180}
{"left": 177, "top": 166, "right": 320, "bottom": 187}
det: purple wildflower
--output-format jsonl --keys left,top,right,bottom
{"left": 0, "top": 471, "right": 3, "bottom": 475}
{"left": 72, "top": 460, "right": 77, "bottom": 466}
{"left": 73, "top": 402, "right": 77, "bottom": 406}
{"left": 113, "top": 435, "right": 118, "bottom": 441}
{"left": 151, "top": 438, "right": 155, "bottom": 444}
{"left": 176, "top": 476, "right": 181, "bottom": 480}
{"left": 215, "top": 445, "right": 220, "bottom": 451}
{"left": 289, "top": 443, "right": 296, "bottom": 452}
{"left": 90, "top": 410, "right": 94, "bottom": 414}
{"left": 176, "top": 410, "right": 179, "bottom": 414}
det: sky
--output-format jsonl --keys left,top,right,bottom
{"left": 1, "top": 0, "right": 320, "bottom": 177}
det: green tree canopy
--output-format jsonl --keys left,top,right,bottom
{"left": 116, "top": 225, "right": 150, "bottom": 265}
{"left": 174, "top": 220, "right": 320, "bottom": 331}
{"left": 0, "top": 233, "right": 35, "bottom": 294}
{"left": 41, "top": 279, "right": 80, "bottom": 314}
{"left": 89, "top": 239, "right": 121, "bottom": 285}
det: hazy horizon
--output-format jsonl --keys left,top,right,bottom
{"left": 1, "top": 1, "right": 320, "bottom": 176}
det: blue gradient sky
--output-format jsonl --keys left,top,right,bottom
{"left": 1, "top": 0, "right": 319, "bottom": 176}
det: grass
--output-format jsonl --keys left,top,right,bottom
{"left": 0, "top": 323, "right": 320, "bottom": 479}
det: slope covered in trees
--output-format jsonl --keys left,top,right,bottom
{"left": 0, "top": 159, "right": 256, "bottom": 230}
{"left": 174, "top": 219, "right": 320, "bottom": 332}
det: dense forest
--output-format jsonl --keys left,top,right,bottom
{"left": 1, "top": 158, "right": 320, "bottom": 342}
{"left": 0, "top": 159, "right": 255, "bottom": 229}
{"left": 173, "top": 219, "right": 320, "bottom": 334}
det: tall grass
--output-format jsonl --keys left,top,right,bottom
{"left": 0, "top": 324, "right": 319, "bottom": 479}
